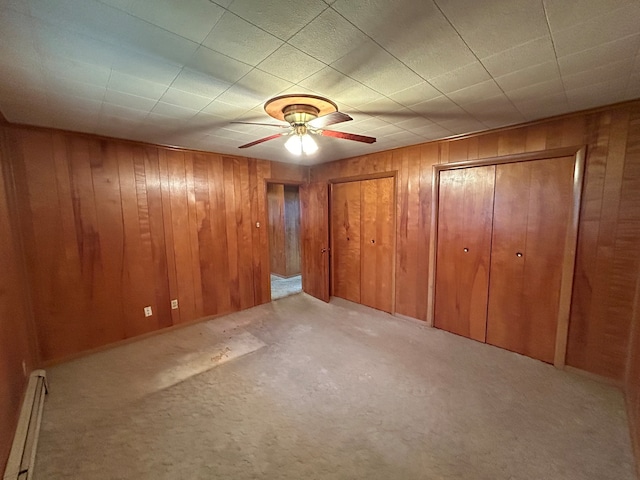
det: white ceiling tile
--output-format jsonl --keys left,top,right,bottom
{"left": 543, "top": 0, "right": 637, "bottom": 33}
{"left": 438, "top": 117, "right": 487, "bottom": 136}
{"left": 107, "top": 71, "right": 169, "bottom": 99}
{"left": 457, "top": 94, "right": 525, "bottom": 123}
{"left": 257, "top": 45, "right": 326, "bottom": 84}
{"left": 232, "top": 68, "right": 293, "bottom": 100}
{"left": 160, "top": 88, "right": 213, "bottom": 111}
{"left": 100, "top": 102, "right": 150, "bottom": 120}
{"left": 566, "top": 78, "right": 629, "bottom": 110}
{"left": 514, "top": 92, "right": 570, "bottom": 121}
{"left": 1, "top": 0, "right": 31, "bottom": 14}
{"left": 186, "top": 46, "right": 253, "bottom": 84}
{"left": 410, "top": 124, "right": 454, "bottom": 140}
{"left": 409, "top": 95, "right": 469, "bottom": 124}
{"left": 33, "top": 22, "right": 119, "bottom": 68}
{"left": 288, "top": 8, "right": 369, "bottom": 65}
{"left": 330, "top": 83, "right": 380, "bottom": 109}
{"left": 111, "top": 48, "right": 182, "bottom": 84}
{"left": 357, "top": 97, "right": 403, "bottom": 116}
{"left": 151, "top": 101, "right": 198, "bottom": 118}
{"left": 95, "top": 0, "right": 132, "bottom": 10}
{"left": 42, "top": 56, "right": 111, "bottom": 88}
{"left": 47, "top": 92, "right": 103, "bottom": 113}
{"left": 47, "top": 78, "right": 106, "bottom": 101}
{"left": 170, "top": 69, "right": 230, "bottom": 99}
{"left": 428, "top": 62, "right": 491, "bottom": 94}
{"left": 201, "top": 99, "right": 251, "bottom": 119}
{"left": 116, "top": 17, "right": 200, "bottom": 66}
{"left": 298, "top": 66, "right": 359, "bottom": 95}
{"left": 495, "top": 61, "right": 560, "bottom": 92}
{"left": 563, "top": 59, "right": 634, "bottom": 91}
{"left": 505, "top": 77, "right": 566, "bottom": 104}
{"left": 446, "top": 80, "right": 504, "bottom": 105}
{"left": 202, "top": 11, "right": 283, "bottom": 66}
{"left": 126, "top": 0, "right": 225, "bottom": 44}
{"left": 558, "top": 34, "right": 640, "bottom": 76}
{"left": 626, "top": 74, "right": 640, "bottom": 99}
{"left": 552, "top": 3, "right": 640, "bottom": 57}
{"left": 104, "top": 89, "right": 158, "bottom": 110}
{"left": 388, "top": 82, "right": 441, "bottom": 107}
{"left": 331, "top": 39, "right": 424, "bottom": 95}
{"left": 436, "top": 0, "right": 549, "bottom": 58}
{"left": 481, "top": 36, "right": 557, "bottom": 77}
{"left": 228, "top": 0, "right": 327, "bottom": 40}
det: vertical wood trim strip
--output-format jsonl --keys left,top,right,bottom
{"left": 555, "top": 147, "right": 586, "bottom": 367}
{"left": 426, "top": 164, "right": 439, "bottom": 327}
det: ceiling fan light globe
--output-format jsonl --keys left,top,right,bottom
{"left": 285, "top": 135, "right": 303, "bottom": 155}
{"left": 301, "top": 133, "right": 318, "bottom": 155}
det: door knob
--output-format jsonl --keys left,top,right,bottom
{"left": 371, "top": 239, "right": 375, "bottom": 244}
{"left": 463, "top": 247, "right": 469, "bottom": 253}
{"left": 516, "top": 252, "right": 523, "bottom": 257}
{"left": 321, "top": 248, "right": 327, "bottom": 253}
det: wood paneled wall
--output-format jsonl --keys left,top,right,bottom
{"left": 311, "top": 100, "right": 640, "bottom": 382}
{"left": 626, "top": 272, "right": 640, "bottom": 477}
{"left": 3, "top": 126, "right": 305, "bottom": 363}
{"left": 0, "top": 128, "right": 37, "bottom": 473}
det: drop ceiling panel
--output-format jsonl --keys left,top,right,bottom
{"left": 125, "top": 0, "right": 225, "bottom": 44}
{"left": 435, "top": 0, "right": 549, "bottom": 58}
{"left": 202, "top": 12, "right": 283, "bottom": 66}
{"left": 551, "top": 3, "right": 640, "bottom": 57}
{"left": 228, "top": 0, "right": 327, "bottom": 41}
{"left": 258, "top": 45, "right": 326, "bottom": 84}
{"left": 0, "top": 0, "right": 638, "bottom": 165}
{"left": 288, "top": 9, "right": 369, "bottom": 65}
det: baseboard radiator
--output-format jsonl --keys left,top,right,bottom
{"left": 3, "top": 370, "right": 48, "bottom": 480}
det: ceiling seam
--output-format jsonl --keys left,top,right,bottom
{"left": 540, "top": 0, "right": 571, "bottom": 109}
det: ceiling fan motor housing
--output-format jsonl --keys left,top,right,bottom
{"left": 282, "top": 104, "right": 319, "bottom": 126}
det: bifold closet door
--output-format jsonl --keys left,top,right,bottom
{"left": 331, "top": 181, "right": 362, "bottom": 303}
{"left": 485, "top": 156, "right": 575, "bottom": 363}
{"left": 434, "top": 166, "right": 496, "bottom": 341}
{"left": 361, "top": 177, "right": 395, "bottom": 313}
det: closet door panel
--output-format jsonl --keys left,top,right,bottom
{"left": 434, "top": 166, "right": 495, "bottom": 341}
{"left": 361, "top": 177, "right": 395, "bottom": 313}
{"left": 331, "top": 181, "right": 362, "bottom": 303}
{"left": 486, "top": 156, "right": 575, "bottom": 363}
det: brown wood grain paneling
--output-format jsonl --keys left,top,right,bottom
{"left": 361, "top": 176, "right": 395, "bottom": 313}
{"left": 268, "top": 183, "right": 286, "bottom": 276}
{"left": 331, "top": 181, "right": 361, "bottom": 303}
{"left": 5, "top": 127, "right": 305, "bottom": 364}
{"left": 311, "top": 100, "right": 640, "bottom": 381}
{"left": 0, "top": 128, "right": 37, "bottom": 473}
{"left": 434, "top": 165, "right": 495, "bottom": 342}
{"left": 300, "top": 181, "right": 329, "bottom": 302}
{"left": 486, "top": 157, "right": 575, "bottom": 363}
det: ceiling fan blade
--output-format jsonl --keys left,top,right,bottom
{"left": 308, "top": 111, "right": 353, "bottom": 129}
{"left": 320, "top": 130, "right": 376, "bottom": 144}
{"left": 239, "top": 133, "right": 287, "bottom": 148}
{"left": 230, "top": 121, "right": 290, "bottom": 128}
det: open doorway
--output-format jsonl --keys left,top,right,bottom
{"left": 267, "top": 183, "right": 302, "bottom": 300}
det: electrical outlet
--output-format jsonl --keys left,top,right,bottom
{"left": 144, "top": 306, "right": 153, "bottom": 317}
{"left": 171, "top": 299, "right": 179, "bottom": 310}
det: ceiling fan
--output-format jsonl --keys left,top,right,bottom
{"left": 232, "top": 94, "right": 376, "bottom": 155}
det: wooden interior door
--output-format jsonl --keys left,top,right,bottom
{"left": 331, "top": 181, "right": 361, "bottom": 303}
{"left": 486, "top": 156, "right": 575, "bottom": 363}
{"left": 360, "top": 177, "right": 395, "bottom": 313}
{"left": 434, "top": 165, "right": 496, "bottom": 341}
{"left": 300, "top": 182, "right": 330, "bottom": 302}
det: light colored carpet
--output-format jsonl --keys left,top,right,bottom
{"left": 270, "top": 274, "right": 302, "bottom": 299}
{"left": 34, "top": 295, "right": 635, "bottom": 479}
